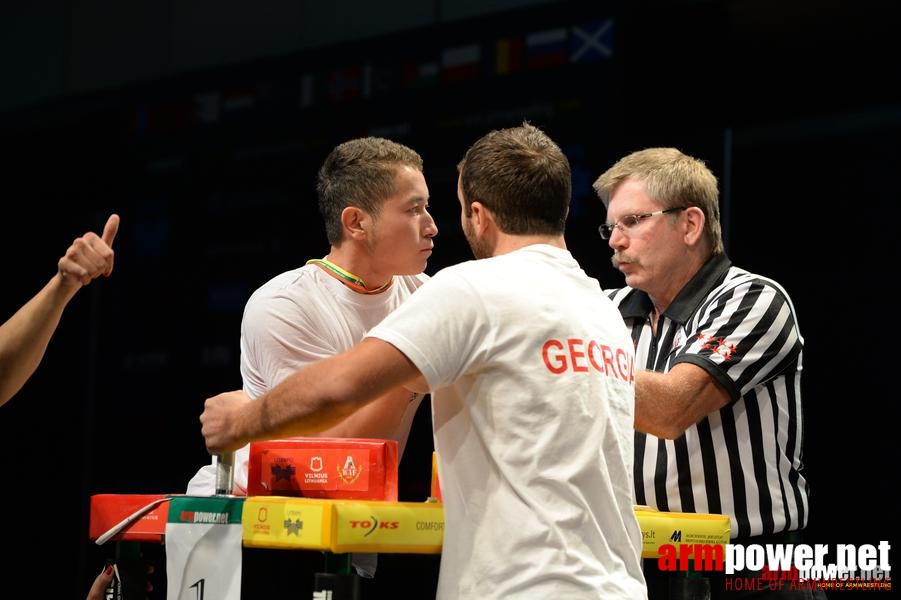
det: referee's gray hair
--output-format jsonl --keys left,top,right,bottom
{"left": 593, "top": 147, "right": 723, "bottom": 255}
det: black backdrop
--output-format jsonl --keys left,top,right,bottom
{"left": 0, "top": 1, "right": 897, "bottom": 597}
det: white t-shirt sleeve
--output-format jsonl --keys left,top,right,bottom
{"left": 366, "top": 268, "right": 485, "bottom": 391}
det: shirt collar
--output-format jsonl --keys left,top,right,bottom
{"left": 617, "top": 253, "right": 732, "bottom": 325}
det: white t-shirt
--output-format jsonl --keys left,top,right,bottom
{"left": 368, "top": 245, "right": 647, "bottom": 600}
{"left": 186, "top": 263, "right": 428, "bottom": 495}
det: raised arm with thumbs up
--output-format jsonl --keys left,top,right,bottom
{"left": 0, "top": 213, "right": 120, "bottom": 407}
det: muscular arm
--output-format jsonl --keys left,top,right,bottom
{"left": 316, "top": 387, "right": 424, "bottom": 459}
{"left": 634, "top": 362, "right": 732, "bottom": 439}
{"left": 0, "top": 215, "right": 118, "bottom": 407}
{"left": 203, "top": 338, "right": 426, "bottom": 453}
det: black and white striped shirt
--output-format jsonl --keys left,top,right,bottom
{"left": 607, "top": 253, "right": 810, "bottom": 540}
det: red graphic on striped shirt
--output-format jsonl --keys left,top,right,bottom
{"left": 697, "top": 333, "right": 737, "bottom": 360}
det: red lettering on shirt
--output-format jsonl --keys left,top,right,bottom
{"left": 567, "top": 338, "right": 589, "bottom": 372}
{"left": 542, "top": 339, "right": 568, "bottom": 374}
{"left": 542, "top": 338, "right": 634, "bottom": 383}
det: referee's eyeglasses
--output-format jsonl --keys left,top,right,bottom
{"left": 598, "top": 207, "right": 687, "bottom": 240}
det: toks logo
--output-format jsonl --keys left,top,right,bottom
{"left": 349, "top": 516, "right": 399, "bottom": 537}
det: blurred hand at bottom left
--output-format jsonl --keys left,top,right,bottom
{"left": 86, "top": 562, "right": 115, "bottom": 600}
{"left": 86, "top": 559, "right": 155, "bottom": 600}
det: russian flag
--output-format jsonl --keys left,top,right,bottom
{"left": 525, "top": 27, "right": 568, "bottom": 70}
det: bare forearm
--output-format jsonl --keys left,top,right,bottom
{"left": 634, "top": 370, "right": 686, "bottom": 439}
{"left": 252, "top": 363, "right": 364, "bottom": 441}
{"left": 313, "top": 387, "right": 423, "bottom": 455}
{"left": 634, "top": 364, "right": 731, "bottom": 439}
{"left": 203, "top": 339, "right": 423, "bottom": 454}
{"left": 0, "top": 275, "right": 78, "bottom": 406}
{"left": 1, "top": 214, "right": 119, "bottom": 406}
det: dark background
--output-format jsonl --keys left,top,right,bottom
{"left": 0, "top": 0, "right": 897, "bottom": 597}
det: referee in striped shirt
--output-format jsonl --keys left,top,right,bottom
{"left": 593, "top": 148, "right": 825, "bottom": 599}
